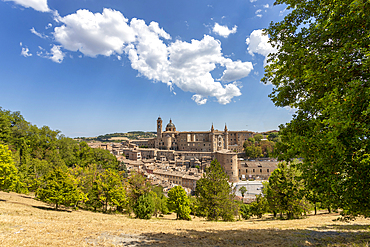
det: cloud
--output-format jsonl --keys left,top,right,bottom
{"left": 30, "top": 27, "right": 48, "bottom": 38}
{"left": 250, "top": 0, "right": 257, "bottom": 2}
{"left": 212, "top": 23, "right": 237, "bottom": 38}
{"left": 263, "top": 4, "right": 270, "bottom": 8}
{"left": 41, "top": 8, "right": 252, "bottom": 104}
{"left": 246, "top": 29, "right": 277, "bottom": 65}
{"left": 255, "top": 9, "right": 262, "bottom": 18}
{"left": 36, "top": 45, "right": 64, "bottom": 63}
{"left": 220, "top": 59, "right": 253, "bottom": 82}
{"left": 54, "top": 9, "right": 137, "bottom": 57}
{"left": 279, "top": 8, "right": 287, "bottom": 16}
{"left": 49, "top": 45, "right": 64, "bottom": 63}
{"left": 3, "top": 0, "right": 50, "bottom": 12}
{"left": 20, "top": 47, "right": 32, "bottom": 57}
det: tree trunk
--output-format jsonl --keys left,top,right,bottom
{"left": 314, "top": 203, "right": 317, "bottom": 215}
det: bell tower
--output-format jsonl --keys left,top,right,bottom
{"left": 157, "top": 117, "right": 162, "bottom": 140}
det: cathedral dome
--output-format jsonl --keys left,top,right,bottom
{"left": 166, "top": 119, "right": 176, "bottom": 131}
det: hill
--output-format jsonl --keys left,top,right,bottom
{"left": 1, "top": 191, "right": 370, "bottom": 246}
{"left": 76, "top": 131, "right": 156, "bottom": 143}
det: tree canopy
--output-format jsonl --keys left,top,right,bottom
{"left": 195, "top": 159, "right": 238, "bottom": 221}
{"left": 167, "top": 185, "right": 191, "bottom": 220}
{"left": 0, "top": 144, "right": 21, "bottom": 192}
{"left": 263, "top": 0, "right": 370, "bottom": 217}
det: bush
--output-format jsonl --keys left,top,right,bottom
{"left": 240, "top": 204, "right": 252, "bottom": 220}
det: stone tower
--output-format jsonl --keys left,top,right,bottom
{"left": 224, "top": 123, "right": 229, "bottom": 150}
{"left": 157, "top": 117, "right": 162, "bottom": 140}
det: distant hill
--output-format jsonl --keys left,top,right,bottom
{"left": 76, "top": 131, "right": 157, "bottom": 143}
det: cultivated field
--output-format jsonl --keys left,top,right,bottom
{"left": 1, "top": 191, "right": 370, "bottom": 246}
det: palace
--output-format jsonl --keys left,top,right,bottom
{"left": 147, "top": 117, "right": 255, "bottom": 154}
{"left": 90, "top": 117, "right": 279, "bottom": 184}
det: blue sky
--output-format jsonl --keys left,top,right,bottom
{"left": 0, "top": 0, "right": 292, "bottom": 137}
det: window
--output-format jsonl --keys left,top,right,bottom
{"left": 246, "top": 169, "right": 248, "bottom": 173}
{"left": 267, "top": 169, "right": 269, "bottom": 172}
{"left": 253, "top": 169, "right": 255, "bottom": 172}
{"left": 260, "top": 169, "right": 262, "bottom": 173}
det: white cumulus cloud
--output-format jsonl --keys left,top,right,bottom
{"left": 49, "top": 45, "right": 64, "bottom": 63}
{"left": 44, "top": 8, "right": 253, "bottom": 104}
{"left": 54, "top": 8, "right": 137, "bottom": 57}
{"left": 246, "top": 29, "right": 277, "bottom": 65}
{"left": 3, "top": 0, "right": 50, "bottom": 12}
{"left": 212, "top": 23, "right": 237, "bottom": 38}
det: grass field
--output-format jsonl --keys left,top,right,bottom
{"left": 1, "top": 191, "right": 370, "bottom": 246}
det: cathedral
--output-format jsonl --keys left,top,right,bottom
{"left": 147, "top": 117, "right": 254, "bottom": 153}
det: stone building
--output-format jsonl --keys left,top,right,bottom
{"left": 147, "top": 117, "right": 254, "bottom": 153}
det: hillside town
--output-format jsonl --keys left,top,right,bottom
{"left": 87, "top": 117, "right": 279, "bottom": 200}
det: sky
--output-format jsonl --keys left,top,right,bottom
{"left": 0, "top": 0, "right": 293, "bottom": 137}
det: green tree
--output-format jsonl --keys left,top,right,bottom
{"left": 265, "top": 162, "right": 308, "bottom": 219}
{"left": 250, "top": 194, "right": 268, "bottom": 218}
{"left": 37, "top": 167, "right": 84, "bottom": 210}
{"left": 128, "top": 171, "right": 152, "bottom": 214}
{"left": 0, "top": 144, "right": 21, "bottom": 192}
{"left": 254, "top": 134, "right": 264, "bottom": 143}
{"left": 239, "top": 203, "right": 252, "bottom": 220}
{"left": 239, "top": 186, "right": 247, "bottom": 198}
{"left": 244, "top": 145, "right": 262, "bottom": 159}
{"left": 195, "top": 159, "right": 238, "bottom": 221}
{"left": 262, "top": 0, "right": 370, "bottom": 217}
{"left": 96, "top": 168, "right": 127, "bottom": 212}
{"left": 133, "top": 193, "right": 155, "bottom": 219}
{"left": 167, "top": 186, "right": 191, "bottom": 220}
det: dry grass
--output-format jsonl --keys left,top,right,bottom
{"left": 1, "top": 191, "right": 370, "bottom": 246}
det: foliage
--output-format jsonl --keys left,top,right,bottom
{"left": 92, "top": 168, "right": 127, "bottom": 212}
{"left": 239, "top": 203, "right": 252, "bottom": 220}
{"left": 133, "top": 193, "right": 155, "bottom": 219}
{"left": 195, "top": 159, "right": 238, "bottom": 221}
{"left": 239, "top": 186, "right": 247, "bottom": 198}
{"left": 128, "top": 171, "right": 152, "bottom": 213}
{"left": 262, "top": 0, "right": 370, "bottom": 217}
{"left": 37, "top": 167, "right": 85, "bottom": 210}
{"left": 250, "top": 194, "right": 268, "bottom": 218}
{"left": 167, "top": 186, "right": 191, "bottom": 220}
{"left": 264, "top": 162, "right": 309, "bottom": 219}
{"left": 267, "top": 132, "right": 280, "bottom": 143}
{"left": 118, "top": 162, "right": 128, "bottom": 178}
{"left": 243, "top": 138, "right": 275, "bottom": 159}
{"left": 254, "top": 134, "right": 264, "bottom": 143}
{"left": 0, "top": 144, "right": 21, "bottom": 192}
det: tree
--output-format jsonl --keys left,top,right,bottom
{"left": 0, "top": 144, "right": 21, "bottom": 192}
{"left": 262, "top": 0, "right": 370, "bottom": 217}
{"left": 239, "top": 186, "right": 247, "bottom": 198}
{"left": 128, "top": 171, "right": 152, "bottom": 214}
{"left": 94, "top": 169, "right": 127, "bottom": 212}
{"left": 254, "top": 134, "right": 264, "bottom": 143}
{"left": 133, "top": 193, "right": 155, "bottom": 219}
{"left": 37, "top": 167, "right": 84, "bottom": 210}
{"left": 244, "top": 145, "right": 262, "bottom": 159}
{"left": 265, "top": 162, "right": 309, "bottom": 219}
{"left": 239, "top": 203, "right": 251, "bottom": 220}
{"left": 152, "top": 185, "right": 169, "bottom": 217}
{"left": 267, "top": 132, "right": 280, "bottom": 143}
{"left": 195, "top": 159, "right": 238, "bottom": 221}
{"left": 250, "top": 194, "right": 268, "bottom": 218}
{"left": 167, "top": 185, "right": 191, "bottom": 220}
